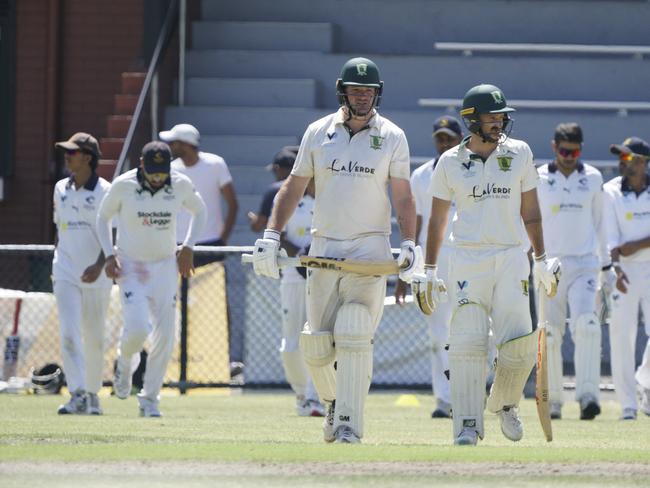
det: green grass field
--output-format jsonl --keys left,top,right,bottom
{"left": 0, "top": 390, "right": 649, "bottom": 487}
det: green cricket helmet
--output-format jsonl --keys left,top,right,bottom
{"left": 460, "top": 84, "right": 515, "bottom": 142}
{"left": 336, "top": 57, "right": 383, "bottom": 114}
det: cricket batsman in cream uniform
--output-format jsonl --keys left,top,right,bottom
{"left": 413, "top": 84, "right": 560, "bottom": 445}
{"left": 537, "top": 123, "right": 611, "bottom": 421}
{"left": 96, "top": 141, "right": 206, "bottom": 417}
{"left": 252, "top": 57, "right": 420, "bottom": 443}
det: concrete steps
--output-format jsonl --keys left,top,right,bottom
{"left": 184, "top": 78, "right": 317, "bottom": 107}
{"left": 200, "top": 135, "right": 299, "bottom": 165}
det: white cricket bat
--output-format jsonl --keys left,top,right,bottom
{"left": 3, "top": 298, "right": 23, "bottom": 381}
{"left": 535, "top": 292, "right": 553, "bottom": 442}
{"left": 241, "top": 254, "right": 400, "bottom": 276}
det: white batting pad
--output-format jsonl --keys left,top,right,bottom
{"left": 448, "top": 303, "right": 490, "bottom": 439}
{"left": 487, "top": 330, "right": 537, "bottom": 413}
{"left": 300, "top": 329, "right": 336, "bottom": 403}
{"left": 333, "top": 303, "right": 374, "bottom": 438}
{"left": 571, "top": 313, "right": 601, "bottom": 400}
{"left": 280, "top": 350, "right": 308, "bottom": 397}
{"left": 545, "top": 326, "right": 564, "bottom": 404}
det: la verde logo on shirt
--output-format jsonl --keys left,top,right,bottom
{"left": 469, "top": 183, "right": 511, "bottom": 201}
{"left": 327, "top": 159, "right": 375, "bottom": 176}
{"left": 138, "top": 211, "right": 172, "bottom": 227}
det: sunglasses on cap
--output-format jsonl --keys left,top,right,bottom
{"left": 618, "top": 152, "right": 649, "bottom": 163}
{"left": 557, "top": 147, "right": 581, "bottom": 158}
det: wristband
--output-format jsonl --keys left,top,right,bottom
{"left": 533, "top": 252, "right": 547, "bottom": 262}
{"left": 263, "top": 229, "right": 281, "bottom": 241}
{"left": 401, "top": 239, "right": 416, "bottom": 248}
{"left": 424, "top": 264, "right": 438, "bottom": 271}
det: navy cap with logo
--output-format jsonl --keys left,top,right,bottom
{"left": 55, "top": 132, "right": 102, "bottom": 157}
{"left": 266, "top": 146, "right": 297, "bottom": 171}
{"left": 610, "top": 137, "right": 650, "bottom": 158}
{"left": 141, "top": 141, "right": 172, "bottom": 174}
{"left": 433, "top": 116, "right": 462, "bottom": 137}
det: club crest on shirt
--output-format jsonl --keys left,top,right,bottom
{"left": 369, "top": 135, "right": 384, "bottom": 150}
{"left": 497, "top": 156, "right": 513, "bottom": 172}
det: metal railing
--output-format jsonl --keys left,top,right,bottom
{"left": 434, "top": 41, "right": 650, "bottom": 59}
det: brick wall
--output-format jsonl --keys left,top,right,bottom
{"left": 1, "top": 0, "right": 144, "bottom": 243}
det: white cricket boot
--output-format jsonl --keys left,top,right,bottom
{"left": 550, "top": 402, "right": 562, "bottom": 420}
{"left": 639, "top": 387, "right": 650, "bottom": 416}
{"left": 323, "top": 400, "right": 336, "bottom": 443}
{"left": 113, "top": 356, "right": 132, "bottom": 400}
{"left": 454, "top": 427, "right": 479, "bottom": 446}
{"left": 57, "top": 389, "right": 87, "bottom": 415}
{"left": 620, "top": 408, "right": 637, "bottom": 420}
{"left": 87, "top": 393, "right": 103, "bottom": 415}
{"left": 431, "top": 399, "right": 452, "bottom": 419}
{"left": 334, "top": 425, "right": 361, "bottom": 444}
{"left": 138, "top": 396, "right": 162, "bottom": 418}
{"left": 579, "top": 393, "right": 601, "bottom": 420}
{"left": 498, "top": 406, "right": 523, "bottom": 442}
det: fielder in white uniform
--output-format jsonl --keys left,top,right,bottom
{"left": 252, "top": 57, "right": 419, "bottom": 444}
{"left": 395, "top": 116, "right": 463, "bottom": 418}
{"left": 604, "top": 137, "right": 650, "bottom": 420}
{"left": 278, "top": 179, "right": 325, "bottom": 417}
{"left": 537, "top": 123, "right": 611, "bottom": 421}
{"left": 96, "top": 141, "right": 206, "bottom": 417}
{"left": 52, "top": 132, "right": 112, "bottom": 415}
{"left": 413, "top": 84, "right": 559, "bottom": 446}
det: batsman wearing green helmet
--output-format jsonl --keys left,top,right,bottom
{"left": 251, "top": 57, "right": 419, "bottom": 443}
{"left": 412, "top": 84, "right": 560, "bottom": 445}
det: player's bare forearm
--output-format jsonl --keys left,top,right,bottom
{"left": 618, "top": 235, "right": 650, "bottom": 256}
{"left": 426, "top": 197, "right": 451, "bottom": 265}
{"left": 177, "top": 246, "right": 194, "bottom": 278}
{"left": 391, "top": 178, "right": 416, "bottom": 241}
{"left": 521, "top": 189, "right": 545, "bottom": 257}
{"left": 268, "top": 175, "right": 310, "bottom": 232}
{"left": 221, "top": 184, "right": 238, "bottom": 244}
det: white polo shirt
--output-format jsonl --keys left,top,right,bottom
{"left": 292, "top": 108, "right": 410, "bottom": 240}
{"left": 411, "top": 157, "right": 454, "bottom": 249}
{"left": 171, "top": 151, "right": 232, "bottom": 244}
{"left": 97, "top": 168, "right": 206, "bottom": 262}
{"left": 537, "top": 162, "right": 607, "bottom": 263}
{"left": 429, "top": 136, "right": 538, "bottom": 248}
{"left": 603, "top": 175, "right": 650, "bottom": 263}
{"left": 53, "top": 173, "right": 112, "bottom": 288}
{"left": 282, "top": 194, "right": 314, "bottom": 283}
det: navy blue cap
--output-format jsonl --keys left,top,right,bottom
{"left": 433, "top": 116, "right": 462, "bottom": 137}
{"left": 266, "top": 146, "right": 297, "bottom": 171}
{"left": 142, "top": 141, "right": 172, "bottom": 173}
{"left": 610, "top": 137, "right": 650, "bottom": 158}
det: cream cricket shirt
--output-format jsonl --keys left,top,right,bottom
{"left": 292, "top": 108, "right": 410, "bottom": 240}
{"left": 537, "top": 162, "right": 608, "bottom": 262}
{"left": 429, "top": 136, "right": 538, "bottom": 248}
{"left": 97, "top": 168, "right": 206, "bottom": 262}
{"left": 411, "top": 157, "right": 454, "bottom": 249}
{"left": 603, "top": 175, "right": 650, "bottom": 263}
{"left": 53, "top": 173, "right": 112, "bottom": 288}
{"left": 282, "top": 194, "right": 314, "bottom": 284}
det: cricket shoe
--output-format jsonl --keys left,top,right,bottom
{"left": 296, "top": 398, "right": 325, "bottom": 417}
{"left": 323, "top": 400, "right": 336, "bottom": 443}
{"left": 138, "top": 396, "right": 162, "bottom": 418}
{"left": 639, "top": 387, "right": 650, "bottom": 416}
{"left": 620, "top": 408, "right": 637, "bottom": 420}
{"left": 113, "top": 356, "right": 132, "bottom": 400}
{"left": 498, "top": 406, "right": 523, "bottom": 441}
{"left": 431, "top": 399, "right": 452, "bottom": 419}
{"left": 579, "top": 394, "right": 601, "bottom": 420}
{"left": 550, "top": 402, "right": 562, "bottom": 420}
{"left": 57, "top": 389, "right": 87, "bottom": 415}
{"left": 87, "top": 393, "right": 103, "bottom": 415}
{"left": 454, "top": 427, "right": 478, "bottom": 446}
{"left": 334, "top": 425, "right": 361, "bottom": 444}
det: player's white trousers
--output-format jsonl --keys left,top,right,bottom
{"left": 428, "top": 246, "right": 451, "bottom": 404}
{"left": 539, "top": 255, "right": 599, "bottom": 404}
{"left": 116, "top": 255, "right": 178, "bottom": 403}
{"left": 280, "top": 277, "right": 317, "bottom": 400}
{"left": 53, "top": 280, "right": 111, "bottom": 394}
{"left": 609, "top": 261, "right": 650, "bottom": 411}
{"left": 304, "top": 235, "right": 391, "bottom": 438}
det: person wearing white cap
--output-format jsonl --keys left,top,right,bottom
{"left": 159, "top": 123, "right": 238, "bottom": 249}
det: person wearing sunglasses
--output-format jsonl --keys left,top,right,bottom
{"left": 536, "top": 123, "right": 611, "bottom": 421}
{"left": 604, "top": 137, "right": 650, "bottom": 420}
{"left": 52, "top": 132, "right": 113, "bottom": 415}
{"left": 96, "top": 141, "right": 206, "bottom": 417}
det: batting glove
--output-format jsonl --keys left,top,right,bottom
{"left": 412, "top": 264, "right": 448, "bottom": 315}
{"left": 533, "top": 254, "right": 561, "bottom": 298}
{"left": 252, "top": 229, "right": 286, "bottom": 279}
{"left": 397, "top": 240, "right": 422, "bottom": 283}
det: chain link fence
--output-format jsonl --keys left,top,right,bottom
{"left": 0, "top": 246, "right": 647, "bottom": 392}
